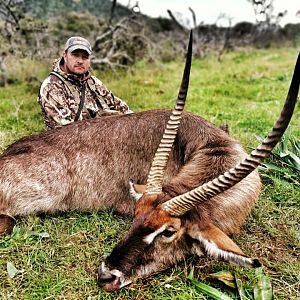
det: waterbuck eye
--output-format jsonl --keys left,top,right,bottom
{"left": 161, "top": 228, "right": 176, "bottom": 238}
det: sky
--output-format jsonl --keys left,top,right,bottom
{"left": 117, "top": 0, "right": 300, "bottom": 26}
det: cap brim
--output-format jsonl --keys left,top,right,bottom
{"left": 68, "top": 45, "right": 92, "bottom": 55}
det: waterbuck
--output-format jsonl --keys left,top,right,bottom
{"left": 0, "top": 32, "right": 299, "bottom": 292}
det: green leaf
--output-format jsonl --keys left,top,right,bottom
{"left": 290, "top": 138, "right": 300, "bottom": 156}
{"left": 188, "top": 269, "right": 234, "bottom": 300}
{"left": 235, "top": 276, "right": 250, "bottom": 300}
{"left": 28, "top": 231, "right": 50, "bottom": 238}
{"left": 286, "top": 152, "right": 300, "bottom": 170}
{"left": 188, "top": 267, "right": 195, "bottom": 280}
{"left": 257, "top": 132, "right": 300, "bottom": 184}
{"left": 7, "top": 262, "right": 19, "bottom": 278}
{"left": 207, "top": 270, "right": 236, "bottom": 288}
{"left": 260, "top": 163, "right": 285, "bottom": 173}
{"left": 253, "top": 268, "right": 274, "bottom": 300}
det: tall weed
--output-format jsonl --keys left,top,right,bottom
{"left": 259, "top": 132, "right": 300, "bottom": 186}
{"left": 5, "top": 56, "right": 49, "bottom": 84}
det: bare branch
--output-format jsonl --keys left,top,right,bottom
{"left": 108, "top": 0, "right": 117, "bottom": 26}
{"left": 188, "top": 7, "right": 197, "bottom": 28}
{"left": 167, "top": 9, "right": 187, "bottom": 32}
{"left": 218, "top": 15, "right": 233, "bottom": 62}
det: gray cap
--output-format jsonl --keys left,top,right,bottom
{"left": 64, "top": 36, "right": 92, "bottom": 55}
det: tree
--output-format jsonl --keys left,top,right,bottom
{"left": 0, "top": 0, "right": 47, "bottom": 56}
{"left": 247, "top": 0, "right": 287, "bottom": 27}
{"left": 0, "top": 0, "right": 24, "bottom": 41}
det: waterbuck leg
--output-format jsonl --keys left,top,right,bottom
{"left": 0, "top": 214, "right": 16, "bottom": 235}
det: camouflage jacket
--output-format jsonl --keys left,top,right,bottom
{"left": 38, "top": 58, "right": 132, "bottom": 129}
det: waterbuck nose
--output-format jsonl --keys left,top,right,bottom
{"left": 97, "top": 266, "right": 116, "bottom": 285}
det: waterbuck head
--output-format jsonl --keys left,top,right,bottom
{"left": 97, "top": 31, "right": 300, "bottom": 291}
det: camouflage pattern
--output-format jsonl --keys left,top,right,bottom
{"left": 38, "top": 58, "right": 132, "bottom": 129}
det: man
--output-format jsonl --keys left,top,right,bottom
{"left": 38, "top": 36, "right": 132, "bottom": 129}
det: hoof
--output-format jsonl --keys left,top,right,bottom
{"left": 0, "top": 214, "right": 16, "bottom": 236}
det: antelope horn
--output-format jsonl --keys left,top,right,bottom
{"left": 162, "top": 52, "right": 300, "bottom": 216}
{"left": 145, "top": 30, "right": 193, "bottom": 194}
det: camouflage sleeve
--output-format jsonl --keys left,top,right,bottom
{"left": 38, "top": 77, "right": 74, "bottom": 129}
{"left": 92, "top": 76, "right": 133, "bottom": 114}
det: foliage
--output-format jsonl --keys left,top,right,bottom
{"left": 253, "top": 268, "right": 273, "bottom": 300}
{"left": 12, "top": 0, "right": 131, "bottom": 20}
{"left": 0, "top": 0, "right": 132, "bottom": 59}
{"left": 50, "top": 11, "right": 99, "bottom": 44}
{"left": 188, "top": 267, "right": 274, "bottom": 300}
{"left": 92, "top": 15, "right": 154, "bottom": 70}
{"left": 259, "top": 132, "right": 300, "bottom": 186}
{"left": 188, "top": 268, "right": 234, "bottom": 300}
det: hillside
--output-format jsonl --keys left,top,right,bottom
{"left": 0, "top": 0, "right": 300, "bottom": 72}
{"left": 3, "top": 0, "right": 131, "bottom": 19}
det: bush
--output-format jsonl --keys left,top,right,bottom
{"left": 259, "top": 132, "right": 300, "bottom": 186}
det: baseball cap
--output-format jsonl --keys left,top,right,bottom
{"left": 64, "top": 36, "right": 92, "bottom": 55}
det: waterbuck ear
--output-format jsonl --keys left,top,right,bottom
{"left": 188, "top": 223, "right": 261, "bottom": 268}
{"left": 128, "top": 180, "right": 146, "bottom": 202}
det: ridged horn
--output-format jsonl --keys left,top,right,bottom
{"left": 145, "top": 30, "right": 193, "bottom": 195}
{"left": 162, "top": 52, "right": 300, "bottom": 216}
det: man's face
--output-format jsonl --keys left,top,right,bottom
{"left": 63, "top": 49, "right": 91, "bottom": 75}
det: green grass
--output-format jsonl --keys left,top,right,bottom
{"left": 0, "top": 47, "right": 299, "bottom": 299}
